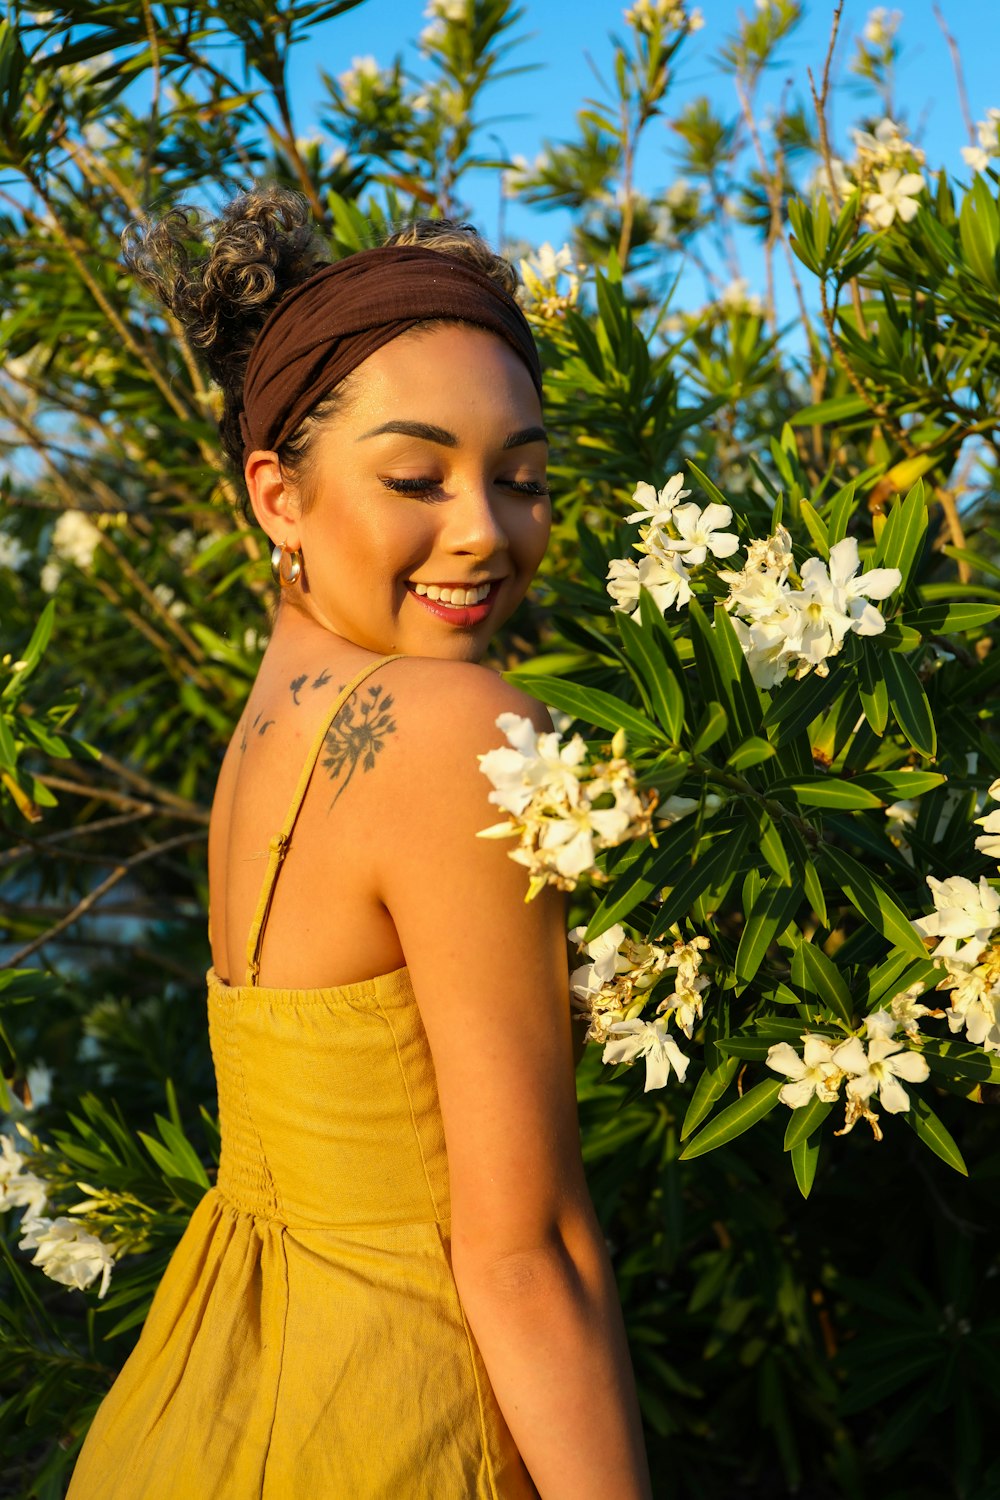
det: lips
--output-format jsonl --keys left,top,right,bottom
{"left": 405, "top": 578, "right": 502, "bottom": 626}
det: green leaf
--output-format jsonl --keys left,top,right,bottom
{"left": 679, "top": 1077, "right": 784, "bottom": 1160}
{"left": 883, "top": 652, "right": 937, "bottom": 757}
{"left": 757, "top": 809, "right": 791, "bottom": 885}
{"left": 762, "top": 666, "right": 844, "bottom": 743}
{"left": 826, "top": 480, "right": 860, "bottom": 546}
{"left": 616, "top": 609, "right": 684, "bottom": 742}
{"left": 873, "top": 481, "right": 928, "bottom": 599}
{"left": 803, "top": 858, "right": 829, "bottom": 928}
{"left": 902, "top": 1093, "right": 968, "bottom": 1175}
{"left": 2, "top": 599, "right": 55, "bottom": 698}
{"left": 650, "top": 818, "right": 754, "bottom": 937}
{"left": 904, "top": 602, "right": 1000, "bottom": 634}
{"left": 584, "top": 819, "right": 700, "bottom": 940}
{"left": 798, "top": 499, "right": 829, "bottom": 558}
{"left": 919, "top": 1039, "right": 1000, "bottom": 1087}
{"left": 505, "top": 675, "right": 665, "bottom": 746}
{"left": 819, "top": 845, "right": 928, "bottom": 959}
{"left": 680, "top": 1054, "right": 740, "bottom": 1141}
{"left": 790, "top": 1133, "right": 820, "bottom": 1198}
{"left": 786, "top": 778, "right": 885, "bottom": 810}
{"left": 691, "top": 701, "right": 728, "bottom": 754}
{"left": 958, "top": 175, "right": 1000, "bottom": 290}
{"left": 0, "top": 715, "right": 16, "bottom": 772}
{"left": 685, "top": 460, "right": 731, "bottom": 512}
{"left": 735, "top": 874, "right": 802, "bottom": 983}
{"left": 851, "top": 770, "right": 946, "bottom": 799}
{"left": 783, "top": 1094, "right": 834, "bottom": 1151}
{"left": 711, "top": 604, "right": 766, "bottom": 739}
{"left": 858, "top": 640, "right": 889, "bottom": 736}
{"left": 726, "top": 737, "right": 777, "bottom": 771}
{"left": 791, "top": 939, "right": 854, "bottom": 1026}
{"left": 791, "top": 396, "right": 870, "bottom": 426}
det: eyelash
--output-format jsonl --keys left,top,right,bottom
{"left": 380, "top": 477, "right": 549, "bottom": 497}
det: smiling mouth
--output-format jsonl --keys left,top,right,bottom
{"left": 407, "top": 580, "right": 495, "bottom": 606}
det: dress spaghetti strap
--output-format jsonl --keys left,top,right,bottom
{"left": 243, "top": 653, "right": 405, "bottom": 986}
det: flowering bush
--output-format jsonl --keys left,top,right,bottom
{"left": 483, "top": 459, "right": 999, "bottom": 1190}
{"left": 2, "top": 1, "right": 1000, "bottom": 1495}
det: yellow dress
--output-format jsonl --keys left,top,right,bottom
{"left": 68, "top": 655, "right": 540, "bottom": 1500}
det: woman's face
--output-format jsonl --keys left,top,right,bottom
{"left": 253, "top": 323, "right": 550, "bottom": 662}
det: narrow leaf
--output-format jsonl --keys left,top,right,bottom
{"left": 679, "top": 1077, "right": 784, "bottom": 1160}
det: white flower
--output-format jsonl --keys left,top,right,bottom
{"left": 518, "top": 243, "right": 581, "bottom": 318}
{"left": 51, "top": 510, "right": 100, "bottom": 571}
{"left": 719, "top": 278, "right": 764, "bottom": 316}
{"left": 964, "top": 107, "right": 1000, "bottom": 174}
{"left": 832, "top": 1034, "right": 930, "bottom": 1114}
{"left": 655, "top": 934, "right": 711, "bottom": 1037}
{"left": 425, "top": 0, "right": 465, "bottom": 17}
{"left": 863, "top": 7, "right": 901, "bottom": 47}
{"left": 0, "top": 533, "right": 31, "bottom": 572}
{"left": 478, "top": 712, "right": 587, "bottom": 816}
{"left": 863, "top": 1009, "right": 898, "bottom": 1040}
{"left": 798, "top": 535, "right": 900, "bottom": 642}
{"left": 625, "top": 473, "right": 691, "bottom": 527}
{"left": 888, "top": 981, "right": 943, "bottom": 1039}
{"left": 602, "top": 1016, "right": 689, "bottom": 1091}
{"left": 0, "top": 1137, "right": 48, "bottom": 1221}
{"left": 865, "top": 168, "right": 925, "bottom": 227}
{"left": 152, "top": 582, "right": 187, "bottom": 620}
{"left": 657, "top": 793, "right": 722, "bottom": 824}
{"left": 912, "top": 874, "right": 1000, "bottom": 967}
{"left": 667, "top": 502, "right": 740, "bottom": 566}
{"left": 963, "top": 145, "right": 990, "bottom": 174}
{"left": 766, "top": 1035, "right": 841, "bottom": 1108}
{"left": 18, "top": 1215, "right": 115, "bottom": 1298}
{"left": 974, "top": 809, "right": 1000, "bottom": 858}
{"left": 606, "top": 551, "right": 693, "bottom": 618}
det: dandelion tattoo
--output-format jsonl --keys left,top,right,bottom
{"left": 322, "top": 684, "right": 397, "bottom": 810}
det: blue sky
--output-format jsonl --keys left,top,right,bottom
{"left": 287, "top": 0, "right": 996, "bottom": 256}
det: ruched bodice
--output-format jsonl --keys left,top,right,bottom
{"left": 68, "top": 655, "right": 539, "bottom": 1499}
{"left": 207, "top": 963, "right": 451, "bottom": 1229}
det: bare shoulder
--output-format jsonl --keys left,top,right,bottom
{"left": 375, "top": 656, "right": 553, "bottom": 796}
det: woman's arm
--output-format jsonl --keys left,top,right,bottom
{"left": 376, "top": 660, "right": 653, "bottom": 1500}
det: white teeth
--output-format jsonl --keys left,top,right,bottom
{"left": 411, "top": 582, "right": 491, "bottom": 606}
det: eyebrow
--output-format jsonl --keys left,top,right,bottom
{"left": 357, "top": 420, "right": 548, "bottom": 449}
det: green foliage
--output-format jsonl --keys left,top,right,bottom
{"left": 1, "top": 2, "right": 1000, "bottom": 1497}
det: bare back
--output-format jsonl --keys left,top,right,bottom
{"left": 208, "top": 639, "right": 411, "bottom": 989}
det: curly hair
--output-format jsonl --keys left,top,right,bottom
{"left": 122, "top": 188, "right": 523, "bottom": 524}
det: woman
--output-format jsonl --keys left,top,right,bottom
{"left": 68, "top": 188, "right": 653, "bottom": 1500}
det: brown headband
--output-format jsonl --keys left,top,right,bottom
{"left": 239, "top": 244, "right": 542, "bottom": 461}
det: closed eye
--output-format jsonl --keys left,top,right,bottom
{"left": 379, "top": 477, "right": 549, "bottom": 497}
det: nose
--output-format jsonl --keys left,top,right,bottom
{"left": 440, "top": 477, "right": 510, "bottom": 562}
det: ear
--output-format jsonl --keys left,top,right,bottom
{"left": 244, "top": 450, "right": 302, "bottom": 545}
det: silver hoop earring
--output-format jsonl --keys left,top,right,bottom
{"left": 270, "top": 541, "right": 302, "bottom": 587}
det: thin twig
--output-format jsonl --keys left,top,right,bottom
{"left": 933, "top": 4, "right": 976, "bottom": 146}
{"left": 2, "top": 830, "right": 207, "bottom": 968}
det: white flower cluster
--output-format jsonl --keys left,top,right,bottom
{"left": 812, "top": 117, "right": 925, "bottom": 227}
{"left": 569, "top": 922, "right": 669, "bottom": 1042}
{"left": 606, "top": 473, "right": 739, "bottom": 619}
{"left": 721, "top": 530, "right": 900, "bottom": 689}
{"left": 336, "top": 55, "right": 383, "bottom": 106}
{"left": 863, "top": 8, "right": 902, "bottom": 50}
{"left": 477, "top": 714, "right": 656, "bottom": 899}
{"left": 0, "top": 1134, "right": 116, "bottom": 1298}
{"left": 624, "top": 0, "right": 704, "bottom": 35}
{"left": 518, "top": 243, "right": 582, "bottom": 320}
{"left": 912, "top": 855, "right": 1000, "bottom": 1053}
{"left": 0, "top": 531, "right": 31, "bottom": 572}
{"left": 962, "top": 109, "right": 1000, "bottom": 176}
{"left": 767, "top": 1008, "right": 930, "bottom": 1142}
{"left": 40, "top": 509, "right": 103, "bottom": 593}
{"left": 570, "top": 924, "right": 712, "bottom": 1084}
